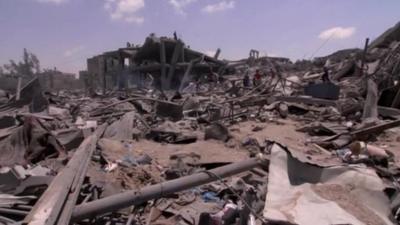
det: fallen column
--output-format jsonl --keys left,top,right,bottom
{"left": 71, "top": 155, "right": 268, "bottom": 221}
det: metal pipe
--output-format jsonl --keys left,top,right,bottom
{"left": 72, "top": 156, "right": 266, "bottom": 221}
{"left": 0, "top": 215, "right": 16, "bottom": 224}
{"left": 0, "top": 207, "right": 29, "bottom": 216}
{"left": 361, "top": 38, "right": 370, "bottom": 78}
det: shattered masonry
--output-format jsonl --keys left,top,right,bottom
{"left": 1, "top": 21, "right": 400, "bottom": 225}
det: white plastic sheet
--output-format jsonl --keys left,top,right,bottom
{"left": 264, "top": 144, "right": 394, "bottom": 225}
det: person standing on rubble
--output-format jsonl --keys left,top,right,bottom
{"left": 207, "top": 68, "right": 218, "bottom": 91}
{"left": 322, "top": 66, "right": 331, "bottom": 83}
{"left": 253, "top": 69, "right": 262, "bottom": 86}
{"left": 268, "top": 68, "right": 277, "bottom": 85}
{"left": 243, "top": 72, "right": 250, "bottom": 87}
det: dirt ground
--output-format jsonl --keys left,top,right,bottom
{"left": 87, "top": 116, "right": 400, "bottom": 199}
{"left": 375, "top": 127, "right": 400, "bottom": 164}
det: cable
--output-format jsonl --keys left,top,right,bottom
{"left": 308, "top": 32, "right": 335, "bottom": 60}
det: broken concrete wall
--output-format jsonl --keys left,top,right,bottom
{"left": 86, "top": 34, "right": 226, "bottom": 92}
{"left": 0, "top": 74, "right": 84, "bottom": 93}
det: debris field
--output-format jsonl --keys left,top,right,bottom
{"left": 2, "top": 22, "right": 400, "bottom": 225}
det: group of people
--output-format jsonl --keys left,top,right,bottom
{"left": 242, "top": 65, "right": 331, "bottom": 89}
{"left": 243, "top": 69, "right": 263, "bottom": 88}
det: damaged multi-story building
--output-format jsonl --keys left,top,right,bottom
{"left": 83, "top": 34, "right": 229, "bottom": 92}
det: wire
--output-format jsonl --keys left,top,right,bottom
{"left": 308, "top": 32, "right": 335, "bottom": 60}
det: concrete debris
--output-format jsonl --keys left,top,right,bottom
{"left": 0, "top": 77, "right": 48, "bottom": 113}
{"left": 0, "top": 116, "right": 66, "bottom": 167}
{"left": 103, "top": 111, "right": 135, "bottom": 140}
{"left": 277, "top": 102, "right": 288, "bottom": 118}
{"left": 2, "top": 23, "right": 400, "bottom": 225}
{"left": 204, "top": 123, "right": 230, "bottom": 142}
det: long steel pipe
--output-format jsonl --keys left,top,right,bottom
{"left": 71, "top": 155, "right": 266, "bottom": 221}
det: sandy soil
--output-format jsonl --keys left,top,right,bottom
{"left": 313, "top": 184, "right": 385, "bottom": 225}
{"left": 86, "top": 115, "right": 398, "bottom": 206}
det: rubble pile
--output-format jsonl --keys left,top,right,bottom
{"left": 1, "top": 22, "right": 400, "bottom": 225}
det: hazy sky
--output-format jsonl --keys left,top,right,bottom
{"left": 1, "top": 0, "right": 400, "bottom": 74}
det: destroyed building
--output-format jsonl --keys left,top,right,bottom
{"left": 84, "top": 34, "right": 228, "bottom": 92}
{"left": 2, "top": 21, "right": 400, "bottom": 225}
{"left": 0, "top": 70, "right": 83, "bottom": 93}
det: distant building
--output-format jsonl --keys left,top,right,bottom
{"left": 86, "top": 34, "right": 226, "bottom": 92}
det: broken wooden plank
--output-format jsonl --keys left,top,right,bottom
{"left": 272, "top": 96, "right": 337, "bottom": 107}
{"left": 351, "top": 119, "right": 400, "bottom": 138}
{"left": 55, "top": 124, "right": 107, "bottom": 225}
{"left": 24, "top": 124, "right": 107, "bottom": 225}
{"left": 377, "top": 106, "right": 400, "bottom": 119}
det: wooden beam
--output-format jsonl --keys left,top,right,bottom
{"left": 351, "top": 119, "right": 400, "bottom": 138}
{"left": 55, "top": 124, "right": 107, "bottom": 225}
{"left": 24, "top": 125, "right": 107, "bottom": 225}
{"left": 273, "top": 96, "right": 337, "bottom": 107}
